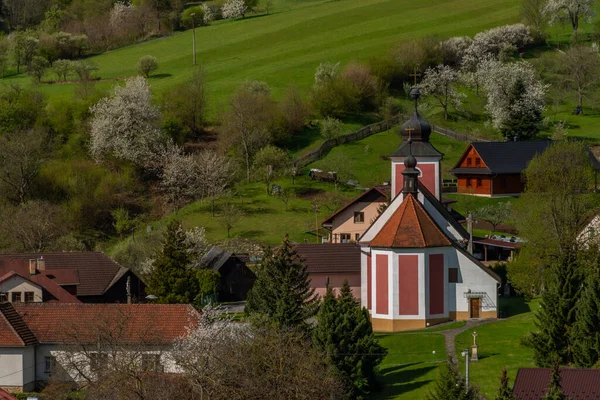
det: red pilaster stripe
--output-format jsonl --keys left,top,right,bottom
{"left": 376, "top": 254, "right": 389, "bottom": 315}
{"left": 429, "top": 254, "right": 444, "bottom": 315}
{"left": 419, "top": 163, "right": 436, "bottom": 197}
{"left": 367, "top": 254, "right": 372, "bottom": 310}
{"left": 394, "top": 164, "right": 404, "bottom": 197}
{"left": 399, "top": 255, "right": 419, "bottom": 315}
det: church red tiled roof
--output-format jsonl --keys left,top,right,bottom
{"left": 0, "top": 388, "right": 18, "bottom": 400}
{"left": 14, "top": 303, "right": 201, "bottom": 345}
{"left": 368, "top": 193, "right": 452, "bottom": 248}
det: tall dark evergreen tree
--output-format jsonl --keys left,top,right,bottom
{"left": 146, "top": 220, "right": 199, "bottom": 304}
{"left": 529, "top": 251, "right": 582, "bottom": 366}
{"left": 245, "top": 235, "right": 319, "bottom": 329}
{"left": 313, "top": 280, "right": 387, "bottom": 398}
{"left": 426, "top": 356, "right": 479, "bottom": 400}
{"left": 570, "top": 271, "right": 600, "bottom": 367}
{"left": 543, "top": 358, "right": 566, "bottom": 400}
{"left": 495, "top": 366, "right": 515, "bottom": 400}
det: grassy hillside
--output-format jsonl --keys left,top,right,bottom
{"left": 2, "top": 0, "right": 522, "bottom": 113}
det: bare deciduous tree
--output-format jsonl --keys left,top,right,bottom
{"left": 197, "top": 150, "right": 232, "bottom": 217}
{"left": 220, "top": 203, "right": 243, "bottom": 238}
{"left": 558, "top": 45, "right": 600, "bottom": 114}
{"left": 0, "top": 130, "right": 48, "bottom": 204}
{"left": 278, "top": 187, "right": 296, "bottom": 212}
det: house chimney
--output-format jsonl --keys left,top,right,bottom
{"left": 37, "top": 257, "right": 45, "bottom": 272}
{"left": 29, "top": 259, "right": 36, "bottom": 275}
{"left": 126, "top": 276, "right": 132, "bottom": 304}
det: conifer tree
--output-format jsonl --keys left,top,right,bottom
{"left": 245, "top": 235, "right": 318, "bottom": 329}
{"left": 314, "top": 280, "right": 387, "bottom": 398}
{"left": 146, "top": 220, "right": 199, "bottom": 303}
{"left": 495, "top": 366, "right": 515, "bottom": 400}
{"left": 426, "top": 356, "right": 479, "bottom": 400}
{"left": 543, "top": 358, "right": 566, "bottom": 400}
{"left": 570, "top": 271, "right": 600, "bottom": 367}
{"left": 529, "top": 251, "right": 582, "bottom": 366}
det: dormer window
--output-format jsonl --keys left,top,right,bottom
{"left": 354, "top": 212, "right": 365, "bottom": 223}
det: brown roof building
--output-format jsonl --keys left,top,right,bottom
{"left": 513, "top": 368, "right": 600, "bottom": 400}
{"left": 0, "top": 253, "right": 145, "bottom": 303}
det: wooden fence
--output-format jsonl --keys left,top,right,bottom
{"left": 293, "top": 115, "right": 489, "bottom": 168}
{"left": 294, "top": 115, "right": 404, "bottom": 168}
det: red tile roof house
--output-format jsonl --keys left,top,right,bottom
{"left": 0, "top": 253, "right": 146, "bottom": 304}
{"left": 513, "top": 368, "right": 600, "bottom": 399}
{"left": 0, "top": 302, "right": 200, "bottom": 392}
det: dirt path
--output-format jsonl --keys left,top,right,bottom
{"left": 443, "top": 319, "right": 497, "bottom": 361}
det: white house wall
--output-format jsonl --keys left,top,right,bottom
{"left": 0, "top": 276, "right": 43, "bottom": 303}
{"left": 0, "top": 346, "right": 35, "bottom": 392}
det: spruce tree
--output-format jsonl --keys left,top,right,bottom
{"left": 543, "top": 358, "right": 566, "bottom": 400}
{"left": 495, "top": 366, "right": 515, "bottom": 400}
{"left": 530, "top": 251, "right": 582, "bottom": 366}
{"left": 426, "top": 356, "right": 479, "bottom": 400}
{"left": 570, "top": 271, "right": 600, "bottom": 367}
{"left": 314, "top": 280, "right": 387, "bottom": 398}
{"left": 146, "top": 220, "right": 199, "bottom": 303}
{"left": 245, "top": 235, "right": 318, "bottom": 328}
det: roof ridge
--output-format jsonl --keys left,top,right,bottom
{"left": 0, "top": 302, "right": 37, "bottom": 346}
{"left": 411, "top": 194, "right": 452, "bottom": 247}
{"left": 407, "top": 195, "right": 426, "bottom": 246}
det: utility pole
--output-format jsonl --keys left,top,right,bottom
{"left": 191, "top": 13, "right": 197, "bottom": 65}
{"left": 467, "top": 212, "right": 474, "bottom": 254}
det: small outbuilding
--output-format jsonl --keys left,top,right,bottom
{"left": 201, "top": 247, "right": 256, "bottom": 302}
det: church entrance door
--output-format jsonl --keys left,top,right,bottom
{"left": 469, "top": 298, "right": 481, "bottom": 319}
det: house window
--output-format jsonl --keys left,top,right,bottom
{"left": 11, "top": 292, "right": 21, "bottom": 303}
{"left": 466, "top": 178, "right": 472, "bottom": 187}
{"left": 467, "top": 158, "right": 472, "bottom": 166}
{"left": 45, "top": 356, "right": 56, "bottom": 374}
{"left": 353, "top": 212, "right": 365, "bottom": 223}
{"left": 476, "top": 178, "right": 482, "bottom": 188}
{"left": 141, "top": 354, "right": 162, "bottom": 372}
{"left": 449, "top": 268, "right": 459, "bottom": 283}
{"left": 90, "top": 353, "right": 109, "bottom": 373}
{"left": 24, "top": 292, "right": 34, "bottom": 303}
{"left": 355, "top": 233, "right": 361, "bottom": 242}
{"left": 475, "top": 158, "right": 481, "bottom": 166}
{"left": 0, "top": 293, "right": 6, "bottom": 302}
{"left": 340, "top": 233, "right": 351, "bottom": 243}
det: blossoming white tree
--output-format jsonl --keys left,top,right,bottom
{"left": 419, "top": 64, "right": 465, "bottom": 120}
{"left": 478, "top": 59, "right": 548, "bottom": 138}
{"left": 543, "top": 0, "right": 595, "bottom": 40}
{"left": 201, "top": 3, "right": 214, "bottom": 24}
{"left": 222, "top": 0, "right": 247, "bottom": 19}
{"left": 89, "top": 76, "right": 167, "bottom": 167}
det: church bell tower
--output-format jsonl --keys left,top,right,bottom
{"left": 390, "top": 87, "right": 443, "bottom": 200}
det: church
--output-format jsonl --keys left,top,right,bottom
{"left": 304, "top": 87, "right": 501, "bottom": 332}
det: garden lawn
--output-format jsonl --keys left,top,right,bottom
{"left": 309, "top": 129, "right": 468, "bottom": 188}
{"left": 2, "top": 0, "right": 522, "bottom": 115}
{"left": 373, "top": 333, "right": 446, "bottom": 400}
{"left": 454, "top": 297, "right": 540, "bottom": 399}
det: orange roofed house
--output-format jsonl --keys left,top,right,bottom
{"left": 0, "top": 302, "right": 200, "bottom": 392}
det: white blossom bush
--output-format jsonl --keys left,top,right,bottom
{"left": 419, "top": 64, "right": 465, "bottom": 120}
{"left": 201, "top": 3, "right": 214, "bottom": 24}
{"left": 314, "top": 61, "right": 340, "bottom": 87}
{"left": 477, "top": 59, "right": 548, "bottom": 130}
{"left": 222, "top": 0, "right": 247, "bottom": 19}
{"left": 159, "top": 145, "right": 203, "bottom": 207}
{"left": 543, "top": 0, "right": 595, "bottom": 34}
{"left": 110, "top": 1, "right": 136, "bottom": 30}
{"left": 89, "top": 76, "right": 167, "bottom": 167}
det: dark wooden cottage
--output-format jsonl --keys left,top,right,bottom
{"left": 449, "top": 141, "right": 552, "bottom": 197}
{"left": 201, "top": 247, "right": 256, "bottom": 302}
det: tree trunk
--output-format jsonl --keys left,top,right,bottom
{"left": 211, "top": 198, "right": 215, "bottom": 217}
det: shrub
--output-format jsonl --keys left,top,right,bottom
{"left": 320, "top": 117, "right": 343, "bottom": 139}
{"left": 181, "top": 5, "right": 206, "bottom": 27}
{"left": 137, "top": 55, "right": 158, "bottom": 78}
{"left": 380, "top": 97, "right": 403, "bottom": 122}
{"left": 311, "top": 76, "right": 360, "bottom": 118}
{"left": 222, "top": 0, "right": 247, "bottom": 19}
{"left": 52, "top": 59, "right": 74, "bottom": 82}
{"left": 341, "top": 61, "right": 381, "bottom": 111}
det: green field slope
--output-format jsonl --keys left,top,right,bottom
{"left": 3, "top": 0, "right": 522, "bottom": 111}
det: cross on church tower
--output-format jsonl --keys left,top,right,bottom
{"left": 405, "top": 126, "right": 415, "bottom": 140}
{"left": 410, "top": 67, "right": 421, "bottom": 85}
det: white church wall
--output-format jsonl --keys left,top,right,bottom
{"left": 453, "top": 250, "right": 499, "bottom": 313}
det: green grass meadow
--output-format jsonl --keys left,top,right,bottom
{"left": 3, "top": 0, "right": 522, "bottom": 114}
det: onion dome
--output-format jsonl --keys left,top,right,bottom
{"left": 400, "top": 87, "right": 431, "bottom": 142}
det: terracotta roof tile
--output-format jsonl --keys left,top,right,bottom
{"left": 14, "top": 303, "right": 200, "bottom": 345}
{"left": 0, "top": 252, "right": 127, "bottom": 296}
{"left": 294, "top": 244, "right": 361, "bottom": 274}
{"left": 0, "top": 388, "right": 17, "bottom": 400}
{"left": 369, "top": 194, "right": 452, "bottom": 248}
{"left": 0, "top": 302, "right": 37, "bottom": 347}
{"left": 513, "top": 368, "right": 600, "bottom": 400}
{"left": 0, "top": 263, "right": 81, "bottom": 303}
